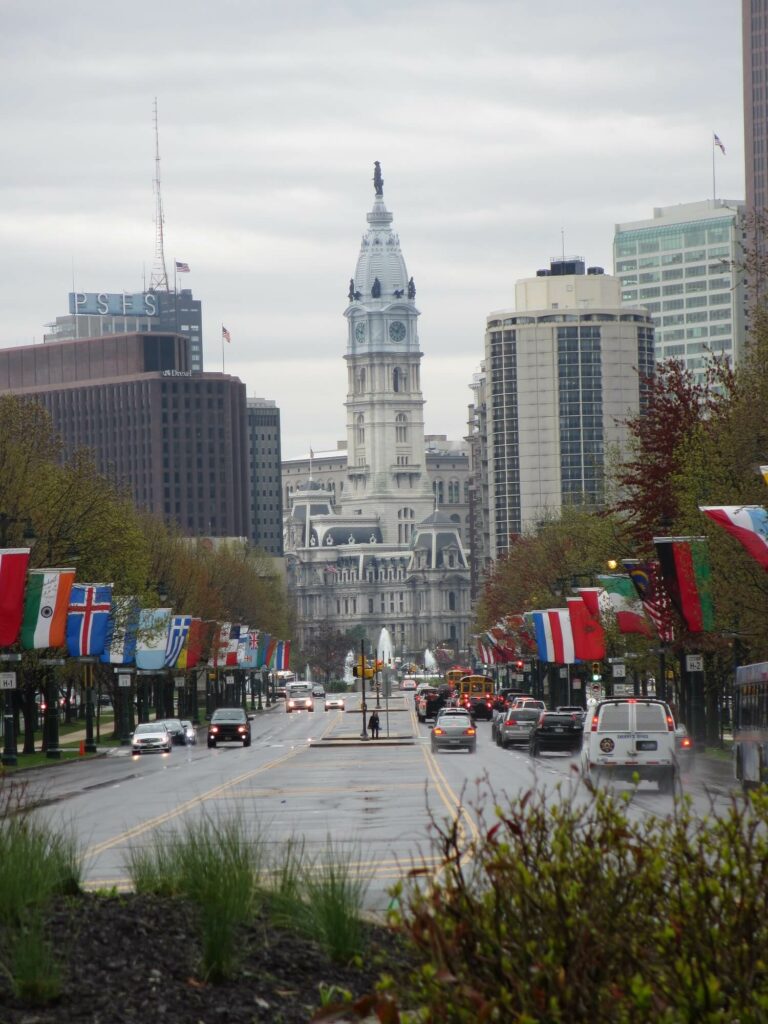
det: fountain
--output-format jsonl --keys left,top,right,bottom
{"left": 343, "top": 650, "right": 355, "bottom": 685}
{"left": 377, "top": 628, "right": 393, "bottom": 666}
{"left": 424, "top": 648, "right": 437, "bottom": 673}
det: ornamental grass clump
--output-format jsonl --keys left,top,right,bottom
{"left": 388, "top": 781, "right": 768, "bottom": 1023}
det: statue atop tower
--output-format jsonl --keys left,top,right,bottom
{"left": 373, "top": 161, "right": 384, "bottom": 197}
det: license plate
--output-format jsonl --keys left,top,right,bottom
{"left": 554, "top": 727, "right": 564, "bottom": 733}
{"left": 449, "top": 739, "right": 460, "bottom": 745}
{"left": 636, "top": 740, "right": 657, "bottom": 751}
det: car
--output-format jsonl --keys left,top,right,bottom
{"left": 131, "top": 722, "right": 172, "bottom": 755}
{"left": 400, "top": 676, "right": 418, "bottom": 691}
{"left": 430, "top": 710, "right": 476, "bottom": 754}
{"left": 159, "top": 718, "right": 188, "bottom": 746}
{"left": 180, "top": 719, "right": 197, "bottom": 744}
{"left": 675, "top": 723, "right": 694, "bottom": 765}
{"left": 511, "top": 697, "right": 546, "bottom": 712}
{"left": 416, "top": 687, "right": 445, "bottom": 722}
{"left": 312, "top": 685, "right": 326, "bottom": 698}
{"left": 529, "top": 711, "right": 584, "bottom": 756}
{"left": 207, "top": 707, "right": 252, "bottom": 748}
{"left": 581, "top": 698, "right": 678, "bottom": 792}
{"left": 468, "top": 695, "right": 494, "bottom": 721}
{"left": 325, "top": 696, "right": 346, "bottom": 711}
{"left": 497, "top": 707, "right": 541, "bottom": 748}
{"left": 556, "top": 705, "right": 586, "bottom": 718}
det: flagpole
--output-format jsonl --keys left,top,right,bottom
{"left": 174, "top": 261, "right": 179, "bottom": 333}
{"left": 712, "top": 134, "right": 716, "bottom": 203}
{"left": 222, "top": 325, "right": 225, "bottom": 374}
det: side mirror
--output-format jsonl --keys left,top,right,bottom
{"left": 247, "top": 714, "right": 255, "bottom": 721}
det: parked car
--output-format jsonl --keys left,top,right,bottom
{"left": 180, "top": 719, "right": 197, "bottom": 744}
{"left": 430, "top": 709, "right": 476, "bottom": 754}
{"left": 159, "top": 718, "right": 188, "bottom": 746}
{"left": 529, "top": 711, "right": 584, "bottom": 756}
{"left": 207, "top": 707, "right": 252, "bottom": 748}
{"left": 131, "top": 722, "right": 172, "bottom": 756}
{"left": 581, "top": 698, "right": 678, "bottom": 792}
{"left": 497, "top": 707, "right": 541, "bottom": 748}
{"left": 325, "top": 695, "right": 345, "bottom": 711}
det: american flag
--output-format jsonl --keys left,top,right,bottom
{"left": 714, "top": 133, "right": 726, "bottom": 155}
{"left": 623, "top": 559, "right": 674, "bottom": 643}
{"left": 222, "top": 325, "right": 231, "bottom": 343}
{"left": 175, "top": 260, "right": 191, "bottom": 273}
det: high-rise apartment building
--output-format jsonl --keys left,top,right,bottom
{"left": 480, "top": 258, "right": 653, "bottom": 559}
{"left": 744, "top": 0, "right": 768, "bottom": 219}
{"left": 247, "top": 397, "right": 284, "bottom": 556}
{"left": 614, "top": 201, "right": 746, "bottom": 372}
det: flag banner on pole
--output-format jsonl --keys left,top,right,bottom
{"left": 177, "top": 617, "right": 203, "bottom": 670}
{"left": 274, "top": 640, "right": 291, "bottom": 671}
{"left": 699, "top": 505, "right": 768, "bottom": 572}
{"left": 224, "top": 624, "right": 242, "bottom": 666}
{"left": 21, "top": 567, "right": 76, "bottom": 649}
{"left": 566, "top": 596, "right": 606, "bottom": 660}
{"left": 175, "top": 261, "right": 190, "bottom": 273}
{"left": 476, "top": 637, "right": 494, "bottom": 664}
{"left": 654, "top": 537, "right": 714, "bottom": 633}
{"left": 100, "top": 595, "right": 141, "bottom": 664}
{"left": 714, "top": 133, "right": 726, "bottom": 154}
{"left": 595, "top": 575, "right": 653, "bottom": 635}
{"left": 66, "top": 583, "right": 113, "bottom": 657}
{"left": 164, "top": 614, "right": 192, "bottom": 668}
{"left": 506, "top": 613, "right": 538, "bottom": 655}
{"left": 0, "top": 548, "right": 31, "bottom": 647}
{"left": 211, "top": 622, "right": 231, "bottom": 669}
{"left": 531, "top": 609, "right": 575, "bottom": 663}
{"left": 134, "top": 608, "right": 173, "bottom": 670}
{"left": 265, "top": 637, "right": 278, "bottom": 670}
{"left": 622, "top": 560, "right": 675, "bottom": 643}
{"left": 237, "top": 630, "right": 259, "bottom": 669}
{"left": 256, "top": 632, "right": 271, "bottom": 669}
{"left": 574, "top": 587, "right": 602, "bottom": 619}
{"left": 222, "top": 325, "right": 231, "bottom": 343}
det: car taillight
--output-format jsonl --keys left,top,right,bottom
{"left": 464, "top": 728, "right": 476, "bottom": 736}
{"left": 506, "top": 718, "right": 516, "bottom": 726}
{"left": 681, "top": 737, "right": 692, "bottom": 748}
{"left": 210, "top": 725, "right": 219, "bottom": 733}
{"left": 433, "top": 728, "right": 445, "bottom": 735}
{"left": 486, "top": 701, "right": 492, "bottom": 708}
{"left": 590, "top": 715, "right": 599, "bottom": 732}
{"left": 666, "top": 714, "right": 675, "bottom": 732}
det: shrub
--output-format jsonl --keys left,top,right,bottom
{"left": 392, "top": 781, "right": 768, "bottom": 1022}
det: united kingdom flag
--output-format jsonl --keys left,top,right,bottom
{"left": 66, "top": 584, "right": 113, "bottom": 657}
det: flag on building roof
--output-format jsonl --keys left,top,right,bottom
{"left": 66, "top": 583, "right": 114, "bottom": 657}
{"left": 134, "top": 607, "right": 172, "bottom": 671}
{"left": 163, "top": 614, "right": 192, "bottom": 668}
{"left": 654, "top": 537, "right": 714, "bottom": 633}
{"left": 596, "top": 575, "right": 653, "bottom": 635}
{"left": 699, "top": 505, "right": 768, "bottom": 572}
{"left": 175, "top": 260, "right": 190, "bottom": 272}
{"left": 622, "top": 559, "right": 675, "bottom": 643}
{"left": 713, "top": 133, "right": 726, "bottom": 154}
{"left": 566, "top": 595, "right": 605, "bottom": 660}
{"left": 222, "top": 325, "right": 231, "bottom": 343}
{"left": 21, "top": 567, "right": 76, "bottom": 650}
{"left": 100, "top": 595, "right": 141, "bottom": 665}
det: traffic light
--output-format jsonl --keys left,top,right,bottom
{"left": 353, "top": 658, "right": 374, "bottom": 679}
{"left": 591, "top": 661, "right": 602, "bottom": 681}
{"left": 514, "top": 660, "right": 524, "bottom": 671}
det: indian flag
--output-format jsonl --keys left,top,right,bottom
{"left": 596, "top": 574, "right": 652, "bottom": 635}
{"left": 21, "top": 568, "right": 76, "bottom": 649}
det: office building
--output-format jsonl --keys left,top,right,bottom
{"left": 0, "top": 332, "right": 249, "bottom": 538}
{"left": 614, "top": 201, "right": 746, "bottom": 372}
{"left": 744, "top": 1, "right": 768, "bottom": 221}
{"left": 481, "top": 257, "right": 653, "bottom": 559}
{"left": 247, "top": 397, "right": 284, "bottom": 556}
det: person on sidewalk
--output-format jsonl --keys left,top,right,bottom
{"left": 368, "top": 711, "right": 380, "bottom": 739}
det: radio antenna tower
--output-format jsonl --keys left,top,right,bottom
{"left": 149, "top": 97, "right": 170, "bottom": 292}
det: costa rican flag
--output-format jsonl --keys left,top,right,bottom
{"left": 163, "top": 615, "right": 192, "bottom": 668}
{"left": 700, "top": 505, "right": 768, "bottom": 571}
{"left": 66, "top": 584, "right": 113, "bottom": 657}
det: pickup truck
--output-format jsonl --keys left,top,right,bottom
{"left": 416, "top": 687, "right": 446, "bottom": 722}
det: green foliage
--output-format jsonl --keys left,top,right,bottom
{"left": 1, "top": 909, "right": 62, "bottom": 1006}
{"left": 393, "top": 784, "right": 768, "bottom": 1022}
{"left": 300, "top": 841, "right": 370, "bottom": 964}
{"left": 0, "top": 816, "right": 81, "bottom": 926}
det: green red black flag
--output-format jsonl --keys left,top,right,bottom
{"left": 653, "top": 537, "right": 714, "bottom": 633}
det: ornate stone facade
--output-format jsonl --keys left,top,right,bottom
{"left": 284, "top": 169, "right": 472, "bottom": 664}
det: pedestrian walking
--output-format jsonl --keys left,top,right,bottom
{"left": 368, "top": 710, "right": 380, "bottom": 739}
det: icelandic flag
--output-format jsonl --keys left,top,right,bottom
{"left": 700, "top": 505, "right": 768, "bottom": 572}
{"left": 100, "top": 596, "right": 140, "bottom": 664}
{"left": 66, "top": 583, "right": 113, "bottom": 657}
{"left": 163, "top": 615, "right": 192, "bottom": 668}
{"left": 135, "top": 608, "right": 172, "bottom": 671}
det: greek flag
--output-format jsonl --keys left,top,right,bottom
{"left": 163, "top": 615, "right": 192, "bottom": 668}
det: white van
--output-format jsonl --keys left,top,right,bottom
{"left": 581, "top": 698, "right": 678, "bottom": 793}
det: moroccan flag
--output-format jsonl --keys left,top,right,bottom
{"left": 622, "top": 560, "right": 674, "bottom": 643}
{"left": 100, "top": 596, "right": 140, "bottom": 665}
{"left": 575, "top": 587, "right": 602, "bottom": 619}
{"left": 66, "top": 583, "right": 113, "bottom": 657}
{"left": 21, "top": 567, "right": 76, "bottom": 649}
{"left": 567, "top": 596, "right": 605, "bottom": 660}
{"left": 134, "top": 608, "right": 172, "bottom": 670}
{"left": 654, "top": 537, "right": 714, "bottom": 633}
{"left": 0, "top": 548, "right": 31, "bottom": 647}
{"left": 699, "top": 506, "right": 768, "bottom": 572}
{"left": 596, "top": 575, "right": 653, "bottom": 635}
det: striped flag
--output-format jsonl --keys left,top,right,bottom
{"left": 21, "top": 567, "right": 76, "bottom": 649}
{"left": 222, "top": 325, "right": 231, "bottom": 343}
{"left": 654, "top": 537, "right": 714, "bottom": 634}
{"left": 175, "top": 260, "right": 190, "bottom": 273}
{"left": 700, "top": 505, "right": 768, "bottom": 572}
{"left": 713, "top": 133, "right": 726, "bottom": 155}
{"left": 163, "top": 615, "right": 192, "bottom": 668}
{"left": 531, "top": 609, "right": 575, "bottom": 664}
{"left": 622, "top": 560, "right": 674, "bottom": 643}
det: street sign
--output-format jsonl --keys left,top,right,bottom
{"left": 559, "top": 667, "right": 568, "bottom": 678}
{"left": 174, "top": 675, "right": 185, "bottom": 689}
{"left": 117, "top": 674, "right": 131, "bottom": 688}
{"left": 0, "top": 672, "right": 17, "bottom": 690}
{"left": 572, "top": 677, "right": 582, "bottom": 690}
{"left": 686, "top": 654, "right": 704, "bottom": 673}
{"left": 513, "top": 673, "right": 524, "bottom": 682}
{"left": 225, "top": 674, "right": 234, "bottom": 687}
{"left": 612, "top": 663, "right": 626, "bottom": 679}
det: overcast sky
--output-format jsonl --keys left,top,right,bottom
{"left": 0, "top": 1, "right": 745, "bottom": 459}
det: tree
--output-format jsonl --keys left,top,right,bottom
{"left": 304, "top": 621, "right": 351, "bottom": 683}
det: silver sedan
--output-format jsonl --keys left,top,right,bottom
{"left": 430, "top": 710, "right": 477, "bottom": 754}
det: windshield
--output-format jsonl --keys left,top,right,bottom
{"left": 134, "top": 723, "right": 164, "bottom": 734}
{"left": 212, "top": 710, "right": 246, "bottom": 722}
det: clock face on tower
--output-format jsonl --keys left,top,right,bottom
{"left": 355, "top": 322, "right": 366, "bottom": 342}
{"left": 389, "top": 320, "right": 406, "bottom": 343}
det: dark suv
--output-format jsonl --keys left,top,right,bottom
{"left": 528, "top": 711, "right": 583, "bottom": 757}
{"left": 207, "top": 707, "right": 252, "bottom": 748}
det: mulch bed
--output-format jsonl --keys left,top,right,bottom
{"left": 0, "top": 893, "right": 410, "bottom": 1024}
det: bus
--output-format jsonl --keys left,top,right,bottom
{"left": 734, "top": 661, "right": 768, "bottom": 787}
{"left": 445, "top": 667, "right": 471, "bottom": 692}
{"left": 458, "top": 674, "right": 495, "bottom": 705}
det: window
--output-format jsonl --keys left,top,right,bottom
{"left": 433, "top": 480, "right": 444, "bottom": 505}
{"left": 396, "top": 413, "right": 408, "bottom": 443}
{"left": 356, "top": 414, "right": 365, "bottom": 445}
{"left": 393, "top": 367, "right": 406, "bottom": 392}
